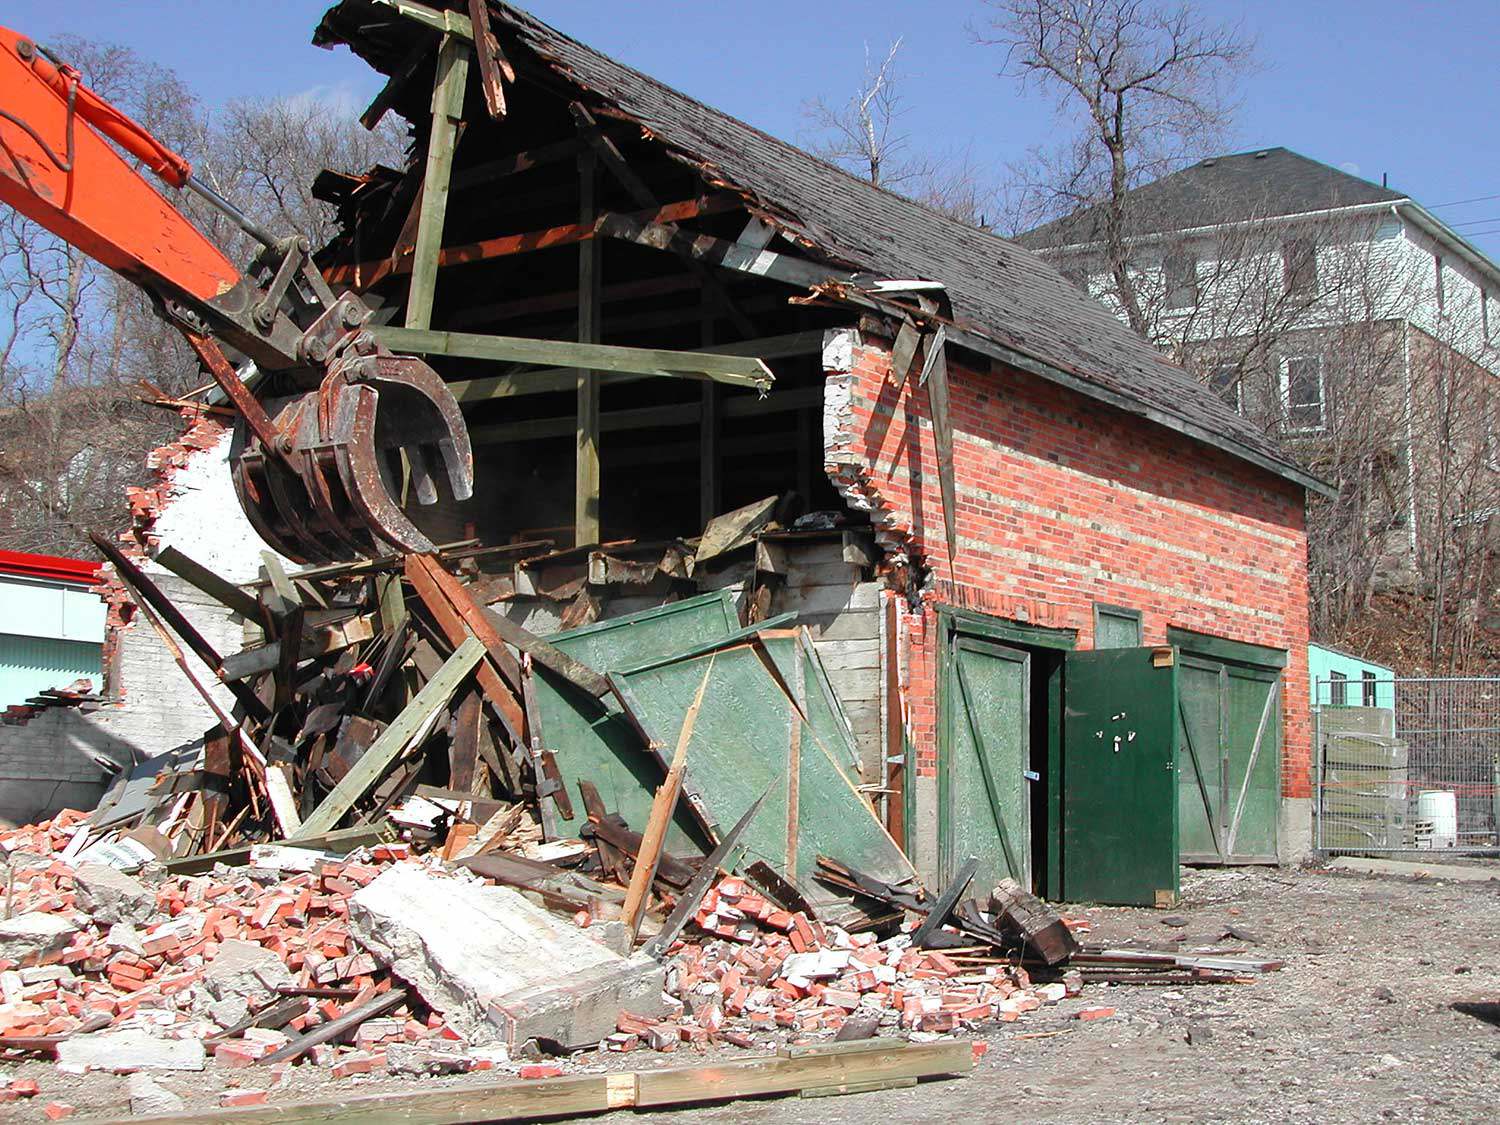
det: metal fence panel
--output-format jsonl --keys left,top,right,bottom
{"left": 1314, "top": 677, "right": 1500, "bottom": 855}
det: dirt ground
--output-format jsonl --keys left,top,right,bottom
{"left": 3, "top": 862, "right": 1496, "bottom": 1123}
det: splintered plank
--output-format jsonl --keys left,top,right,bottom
{"left": 293, "top": 637, "right": 484, "bottom": 839}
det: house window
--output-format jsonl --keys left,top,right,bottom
{"left": 1281, "top": 355, "right": 1325, "bottom": 431}
{"left": 1164, "top": 251, "right": 1198, "bottom": 309}
{"left": 1329, "top": 670, "right": 1348, "bottom": 706}
{"left": 1361, "top": 670, "right": 1378, "bottom": 708}
{"left": 1283, "top": 238, "right": 1317, "bottom": 295}
{"left": 1208, "top": 365, "right": 1242, "bottom": 412}
{"left": 1435, "top": 254, "right": 1445, "bottom": 313}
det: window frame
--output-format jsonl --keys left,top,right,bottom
{"left": 1280, "top": 354, "right": 1327, "bottom": 433}
{"left": 1163, "top": 250, "right": 1199, "bottom": 310}
{"left": 1329, "top": 670, "right": 1348, "bottom": 707}
{"left": 1360, "top": 671, "right": 1378, "bottom": 708}
{"left": 1283, "top": 238, "right": 1318, "bottom": 295}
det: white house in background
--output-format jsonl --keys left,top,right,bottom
{"left": 1019, "top": 148, "right": 1500, "bottom": 586}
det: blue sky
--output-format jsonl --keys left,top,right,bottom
{"left": 9, "top": 0, "right": 1500, "bottom": 254}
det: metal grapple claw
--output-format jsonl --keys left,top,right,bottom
{"left": 229, "top": 349, "right": 473, "bottom": 564}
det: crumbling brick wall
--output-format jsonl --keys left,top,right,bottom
{"left": 823, "top": 328, "right": 1313, "bottom": 860}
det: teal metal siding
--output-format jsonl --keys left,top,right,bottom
{"left": 1308, "top": 643, "right": 1395, "bottom": 709}
{"left": 0, "top": 633, "right": 103, "bottom": 707}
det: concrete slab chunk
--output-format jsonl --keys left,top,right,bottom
{"left": 126, "top": 1073, "right": 185, "bottom": 1114}
{"left": 0, "top": 912, "right": 76, "bottom": 967}
{"left": 73, "top": 863, "right": 158, "bottom": 925}
{"left": 56, "top": 1028, "right": 205, "bottom": 1072}
{"left": 204, "top": 938, "right": 295, "bottom": 1000}
{"left": 348, "top": 865, "right": 665, "bottom": 1048}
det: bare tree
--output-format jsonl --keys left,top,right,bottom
{"left": 981, "top": 0, "right": 1253, "bottom": 333}
{"left": 801, "top": 39, "right": 1000, "bottom": 227}
{"left": 0, "top": 37, "right": 405, "bottom": 557}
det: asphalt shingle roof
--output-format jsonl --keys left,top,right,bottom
{"left": 314, "top": 2, "right": 1316, "bottom": 490}
{"left": 1017, "top": 147, "right": 1408, "bottom": 250}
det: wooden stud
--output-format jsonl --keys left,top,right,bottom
{"left": 152, "top": 545, "right": 262, "bottom": 621}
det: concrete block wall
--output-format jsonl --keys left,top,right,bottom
{"left": 0, "top": 413, "right": 279, "bottom": 827}
{"left": 822, "top": 328, "right": 1314, "bottom": 868}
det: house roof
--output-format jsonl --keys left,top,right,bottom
{"left": 313, "top": 2, "right": 1323, "bottom": 494}
{"left": 1017, "top": 147, "right": 1408, "bottom": 250}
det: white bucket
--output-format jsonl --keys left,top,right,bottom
{"left": 1414, "top": 790, "right": 1458, "bottom": 849}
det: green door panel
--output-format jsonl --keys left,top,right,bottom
{"left": 1176, "top": 656, "right": 1225, "bottom": 862}
{"left": 758, "top": 630, "right": 862, "bottom": 786}
{"left": 1062, "top": 648, "right": 1179, "bottom": 906}
{"left": 942, "top": 637, "right": 1030, "bottom": 892}
{"left": 530, "top": 592, "right": 739, "bottom": 849}
{"left": 614, "top": 635, "right": 915, "bottom": 920}
{"left": 1172, "top": 636, "right": 1283, "bottom": 865}
{"left": 1223, "top": 668, "right": 1280, "bottom": 861}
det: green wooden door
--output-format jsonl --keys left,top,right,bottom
{"left": 1062, "top": 648, "right": 1179, "bottom": 906}
{"left": 942, "top": 637, "right": 1030, "bottom": 892}
{"left": 1175, "top": 652, "right": 1281, "bottom": 864}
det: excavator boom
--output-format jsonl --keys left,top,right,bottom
{"left": 0, "top": 27, "right": 473, "bottom": 562}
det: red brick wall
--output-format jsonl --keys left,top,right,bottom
{"left": 825, "top": 333, "right": 1313, "bottom": 799}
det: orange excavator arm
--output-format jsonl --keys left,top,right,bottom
{"left": 0, "top": 27, "right": 474, "bottom": 562}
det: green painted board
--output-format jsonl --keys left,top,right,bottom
{"left": 613, "top": 635, "right": 915, "bottom": 919}
{"left": 940, "top": 636, "right": 1030, "bottom": 891}
{"left": 758, "top": 629, "right": 861, "bottom": 785}
{"left": 1062, "top": 648, "right": 1179, "bottom": 906}
{"left": 530, "top": 592, "right": 738, "bottom": 852}
{"left": 1177, "top": 655, "right": 1225, "bottom": 862}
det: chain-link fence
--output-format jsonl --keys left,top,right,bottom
{"left": 1314, "top": 677, "right": 1500, "bottom": 855}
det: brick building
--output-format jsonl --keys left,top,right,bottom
{"left": 1, "top": 2, "right": 1328, "bottom": 895}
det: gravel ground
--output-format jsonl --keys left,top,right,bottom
{"left": 3, "top": 862, "right": 1495, "bottom": 1123}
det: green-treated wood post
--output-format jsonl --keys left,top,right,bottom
{"left": 405, "top": 34, "right": 468, "bottom": 331}
{"left": 294, "top": 636, "right": 485, "bottom": 839}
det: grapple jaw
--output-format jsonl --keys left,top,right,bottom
{"left": 229, "top": 342, "right": 474, "bottom": 564}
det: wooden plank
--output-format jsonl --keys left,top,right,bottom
{"left": 325, "top": 195, "right": 739, "bottom": 286}
{"left": 99, "top": 1041, "right": 969, "bottom": 1124}
{"left": 152, "top": 546, "right": 262, "bottom": 620}
{"left": 370, "top": 0, "right": 474, "bottom": 39}
{"left": 360, "top": 35, "right": 431, "bottom": 131}
{"left": 447, "top": 330, "right": 821, "bottom": 402}
{"left": 478, "top": 605, "right": 609, "bottom": 698}
{"left": 375, "top": 327, "right": 773, "bottom": 390}
{"left": 634, "top": 1039, "right": 974, "bottom": 1106}
{"left": 259, "top": 989, "right": 409, "bottom": 1066}
{"left": 220, "top": 615, "right": 378, "bottom": 682}
{"left": 405, "top": 34, "right": 468, "bottom": 331}
{"left": 448, "top": 688, "right": 484, "bottom": 795}
{"left": 621, "top": 659, "right": 713, "bottom": 936}
{"left": 883, "top": 595, "right": 904, "bottom": 844}
{"left": 293, "top": 637, "right": 484, "bottom": 839}
{"left": 404, "top": 556, "right": 526, "bottom": 743}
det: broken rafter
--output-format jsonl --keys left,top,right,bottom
{"left": 323, "top": 194, "right": 740, "bottom": 288}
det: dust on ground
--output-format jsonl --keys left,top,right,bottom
{"left": 4, "top": 863, "right": 1496, "bottom": 1123}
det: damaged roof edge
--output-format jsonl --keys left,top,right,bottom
{"left": 313, "top": 0, "right": 1330, "bottom": 500}
{"left": 945, "top": 328, "right": 1337, "bottom": 498}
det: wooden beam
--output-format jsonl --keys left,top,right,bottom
{"left": 405, "top": 34, "right": 468, "bottom": 331}
{"left": 153, "top": 545, "right": 262, "bottom": 621}
{"left": 449, "top": 135, "right": 591, "bottom": 194}
{"left": 467, "top": 387, "right": 822, "bottom": 447}
{"left": 466, "top": 0, "right": 513, "bottom": 119}
{"left": 576, "top": 151, "right": 602, "bottom": 548}
{"left": 323, "top": 195, "right": 738, "bottom": 287}
{"left": 359, "top": 36, "right": 431, "bottom": 131}
{"left": 369, "top": 0, "right": 473, "bottom": 39}
{"left": 293, "top": 637, "right": 484, "bottom": 839}
{"left": 700, "top": 295, "right": 720, "bottom": 525}
{"left": 446, "top": 329, "right": 821, "bottom": 402}
{"left": 599, "top": 211, "right": 863, "bottom": 291}
{"left": 375, "top": 327, "right": 774, "bottom": 390}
